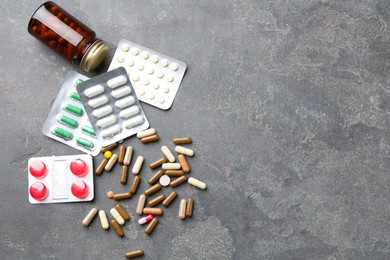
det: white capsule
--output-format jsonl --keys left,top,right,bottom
{"left": 115, "top": 96, "right": 135, "bottom": 109}
{"left": 188, "top": 177, "right": 207, "bottom": 190}
{"left": 136, "top": 128, "right": 156, "bottom": 138}
{"left": 161, "top": 146, "right": 175, "bottom": 162}
{"left": 179, "top": 199, "right": 186, "bottom": 220}
{"left": 107, "top": 75, "right": 127, "bottom": 88}
{"left": 96, "top": 115, "right": 117, "bottom": 128}
{"left": 119, "top": 106, "right": 140, "bottom": 119}
{"left": 132, "top": 156, "right": 144, "bottom": 174}
{"left": 101, "top": 125, "right": 121, "bottom": 138}
{"left": 98, "top": 210, "right": 109, "bottom": 230}
{"left": 175, "top": 146, "right": 194, "bottom": 156}
{"left": 84, "top": 85, "right": 104, "bottom": 98}
{"left": 88, "top": 95, "right": 108, "bottom": 108}
{"left": 111, "top": 86, "right": 132, "bottom": 99}
{"left": 124, "top": 115, "right": 144, "bottom": 129}
{"left": 110, "top": 208, "right": 125, "bottom": 225}
{"left": 123, "top": 146, "right": 133, "bottom": 166}
{"left": 92, "top": 105, "right": 113, "bottom": 118}
{"left": 162, "top": 163, "right": 181, "bottom": 170}
{"left": 136, "top": 194, "right": 146, "bottom": 215}
{"left": 82, "top": 208, "right": 98, "bottom": 226}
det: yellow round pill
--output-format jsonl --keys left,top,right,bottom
{"left": 104, "top": 151, "right": 112, "bottom": 159}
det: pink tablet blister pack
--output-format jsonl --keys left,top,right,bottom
{"left": 28, "top": 154, "right": 94, "bottom": 204}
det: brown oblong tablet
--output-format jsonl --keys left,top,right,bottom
{"left": 111, "top": 219, "right": 124, "bottom": 237}
{"left": 113, "top": 192, "right": 132, "bottom": 201}
{"left": 178, "top": 154, "right": 190, "bottom": 173}
{"left": 143, "top": 207, "right": 163, "bottom": 216}
{"left": 162, "top": 191, "right": 177, "bottom": 207}
{"left": 144, "top": 183, "right": 161, "bottom": 196}
{"left": 185, "top": 198, "right": 193, "bottom": 217}
{"left": 173, "top": 137, "right": 192, "bottom": 144}
{"left": 149, "top": 157, "right": 167, "bottom": 170}
{"left": 125, "top": 249, "right": 144, "bottom": 259}
{"left": 148, "top": 194, "right": 166, "bottom": 207}
{"left": 120, "top": 165, "right": 128, "bottom": 184}
{"left": 115, "top": 204, "right": 130, "bottom": 221}
{"left": 141, "top": 134, "right": 159, "bottom": 144}
{"left": 165, "top": 170, "right": 184, "bottom": 177}
{"left": 148, "top": 170, "right": 164, "bottom": 185}
{"left": 101, "top": 142, "right": 118, "bottom": 153}
{"left": 117, "top": 145, "right": 126, "bottom": 164}
{"left": 170, "top": 175, "right": 187, "bottom": 188}
{"left": 129, "top": 175, "right": 140, "bottom": 194}
{"left": 95, "top": 158, "right": 108, "bottom": 175}
{"left": 144, "top": 218, "right": 158, "bottom": 235}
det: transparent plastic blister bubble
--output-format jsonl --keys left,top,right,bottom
{"left": 42, "top": 72, "right": 102, "bottom": 156}
{"left": 108, "top": 39, "right": 187, "bottom": 110}
{"left": 28, "top": 154, "right": 94, "bottom": 204}
{"left": 76, "top": 67, "right": 149, "bottom": 147}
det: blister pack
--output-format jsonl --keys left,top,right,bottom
{"left": 108, "top": 39, "right": 187, "bottom": 110}
{"left": 42, "top": 72, "right": 102, "bottom": 156}
{"left": 76, "top": 67, "right": 149, "bottom": 146}
{"left": 28, "top": 154, "right": 94, "bottom": 204}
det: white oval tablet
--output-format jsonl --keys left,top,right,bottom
{"left": 101, "top": 125, "right": 121, "bottom": 138}
{"left": 115, "top": 96, "right": 135, "bottom": 109}
{"left": 111, "top": 86, "right": 132, "bottom": 99}
{"left": 159, "top": 175, "right": 171, "bottom": 187}
{"left": 88, "top": 95, "right": 109, "bottom": 108}
{"left": 96, "top": 115, "right": 117, "bottom": 129}
{"left": 119, "top": 106, "right": 140, "bottom": 119}
{"left": 84, "top": 85, "right": 104, "bottom": 98}
{"left": 107, "top": 75, "right": 127, "bottom": 88}
{"left": 92, "top": 105, "right": 113, "bottom": 118}
{"left": 124, "top": 115, "right": 144, "bottom": 129}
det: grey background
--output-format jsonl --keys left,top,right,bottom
{"left": 1, "top": 0, "right": 390, "bottom": 259}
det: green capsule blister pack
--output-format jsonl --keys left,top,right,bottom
{"left": 42, "top": 72, "right": 102, "bottom": 156}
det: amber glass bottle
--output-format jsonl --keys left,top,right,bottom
{"left": 28, "top": 1, "right": 108, "bottom": 72}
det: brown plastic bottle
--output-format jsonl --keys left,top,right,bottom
{"left": 28, "top": 1, "right": 108, "bottom": 72}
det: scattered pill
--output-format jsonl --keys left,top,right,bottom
{"left": 52, "top": 127, "right": 73, "bottom": 140}
{"left": 144, "top": 218, "right": 158, "bottom": 235}
{"left": 88, "top": 95, "right": 109, "bottom": 108}
{"left": 84, "top": 85, "right": 104, "bottom": 98}
{"left": 138, "top": 215, "right": 153, "bottom": 225}
{"left": 188, "top": 177, "right": 207, "bottom": 190}
{"left": 113, "top": 192, "right": 132, "bottom": 201}
{"left": 99, "top": 210, "right": 110, "bottom": 230}
{"left": 111, "top": 219, "right": 124, "bottom": 237}
{"left": 95, "top": 158, "right": 108, "bottom": 175}
{"left": 104, "top": 151, "right": 112, "bottom": 159}
{"left": 111, "top": 86, "right": 132, "bottom": 99}
{"left": 185, "top": 198, "right": 194, "bottom": 217}
{"left": 101, "top": 143, "right": 118, "bottom": 153}
{"left": 159, "top": 175, "right": 171, "bottom": 187}
{"left": 170, "top": 175, "right": 187, "bottom": 188}
{"left": 149, "top": 157, "right": 167, "bottom": 170}
{"left": 82, "top": 208, "right": 98, "bottom": 227}
{"left": 162, "top": 163, "right": 181, "bottom": 170}
{"left": 161, "top": 146, "right": 175, "bottom": 162}
{"left": 136, "top": 194, "right": 146, "bottom": 215}
{"left": 148, "top": 194, "right": 166, "bottom": 207}
{"left": 129, "top": 175, "right": 141, "bottom": 194}
{"left": 141, "top": 134, "right": 159, "bottom": 144}
{"left": 120, "top": 165, "right": 128, "bottom": 184}
{"left": 123, "top": 146, "right": 133, "bottom": 166}
{"left": 58, "top": 115, "right": 78, "bottom": 128}
{"left": 132, "top": 156, "right": 144, "bottom": 174}
{"left": 118, "top": 145, "right": 126, "bottom": 164}
{"left": 110, "top": 208, "right": 125, "bottom": 225}
{"left": 178, "top": 154, "right": 190, "bottom": 173}
{"left": 148, "top": 169, "right": 164, "bottom": 185}
{"left": 104, "top": 154, "right": 118, "bottom": 172}
{"left": 137, "top": 128, "right": 156, "bottom": 138}
{"left": 162, "top": 191, "right": 177, "bottom": 207}
{"left": 106, "top": 190, "right": 114, "bottom": 199}
{"left": 115, "top": 95, "right": 136, "bottom": 109}
{"left": 144, "top": 183, "right": 162, "bottom": 196}
{"left": 101, "top": 125, "right": 121, "bottom": 138}
{"left": 175, "top": 146, "right": 194, "bottom": 156}
{"left": 164, "top": 170, "right": 184, "bottom": 177}
{"left": 173, "top": 137, "right": 192, "bottom": 144}
{"left": 64, "top": 104, "right": 83, "bottom": 116}
{"left": 107, "top": 75, "right": 127, "bottom": 89}
{"left": 179, "top": 199, "right": 186, "bottom": 220}
{"left": 124, "top": 115, "right": 144, "bottom": 129}
{"left": 115, "top": 204, "right": 130, "bottom": 221}
{"left": 143, "top": 208, "right": 163, "bottom": 216}
{"left": 96, "top": 115, "right": 117, "bottom": 129}
{"left": 125, "top": 249, "right": 145, "bottom": 259}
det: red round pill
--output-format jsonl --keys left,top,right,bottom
{"left": 71, "top": 180, "right": 89, "bottom": 198}
{"left": 29, "top": 160, "right": 47, "bottom": 178}
{"left": 70, "top": 158, "right": 88, "bottom": 176}
{"left": 30, "top": 182, "right": 48, "bottom": 200}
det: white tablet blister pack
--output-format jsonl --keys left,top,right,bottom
{"left": 76, "top": 67, "right": 149, "bottom": 146}
{"left": 42, "top": 72, "right": 102, "bottom": 156}
{"left": 28, "top": 154, "right": 94, "bottom": 204}
{"left": 108, "top": 39, "right": 187, "bottom": 110}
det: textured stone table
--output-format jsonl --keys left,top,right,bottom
{"left": 1, "top": 1, "right": 389, "bottom": 259}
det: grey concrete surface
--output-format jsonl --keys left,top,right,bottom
{"left": 1, "top": 0, "right": 390, "bottom": 259}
